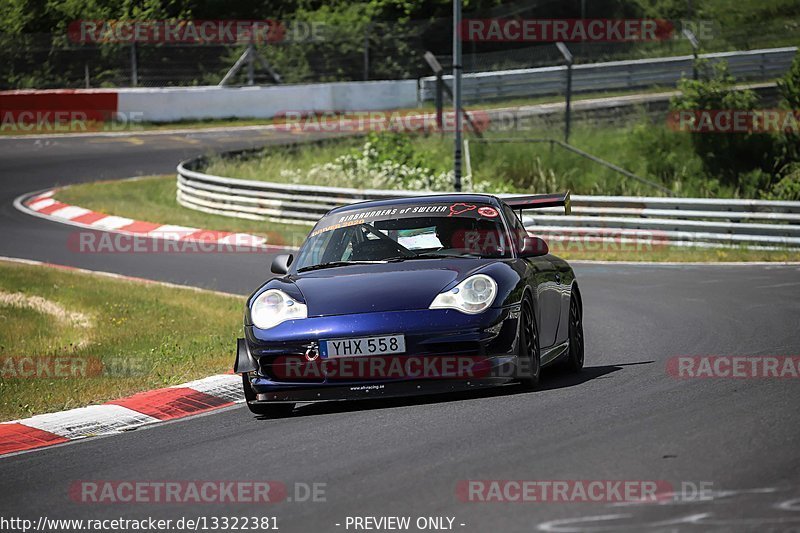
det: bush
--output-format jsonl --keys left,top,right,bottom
{"left": 776, "top": 53, "right": 800, "bottom": 162}
{"left": 356, "top": 132, "right": 423, "bottom": 168}
{"left": 671, "top": 60, "right": 782, "bottom": 187}
{"left": 628, "top": 119, "right": 704, "bottom": 193}
{"left": 764, "top": 165, "right": 800, "bottom": 201}
{"left": 778, "top": 53, "right": 800, "bottom": 110}
{"left": 279, "top": 133, "right": 493, "bottom": 193}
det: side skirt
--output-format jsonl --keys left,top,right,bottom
{"left": 541, "top": 340, "right": 569, "bottom": 368}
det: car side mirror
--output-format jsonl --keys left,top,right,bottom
{"left": 271, "top": 253, "right": 293, "bottom": 275}
{"left": 520, "top": 236, "right": 549, "bottom": 257}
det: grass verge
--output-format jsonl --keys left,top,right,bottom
{"left": 56, "top": 175, "right": 311, "bottom": 248}
{"left": 0, "top": 259, "right": 244, "bottom": 422}
{"left": 204, "top": 123, "right": 714, "bottom": 197}
{"left": 53, "top": 176, "right": 800, "bottom": 263}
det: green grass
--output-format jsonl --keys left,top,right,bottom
{"left": 696, "top": 0, "right": 800, "bottom": 51}
{"left": 0, "top": 260, "right": 245, "bottom": 421}
{"left": 464, "top": 124, "right": 710, "bottom": 197}
{"left": 205, "top": 138, "right": 367, "bottom": 187}
{"left": 52, "top": 175, "right": 800, "bottom": 263}
{"left": 205, "top": 121, "right": 727, "bottom": 197}
{"left": 554, "top": 245, "right": 800, "bottom": 263}
{"left": 56, "top": 176, "right": 312, "bottom": 249}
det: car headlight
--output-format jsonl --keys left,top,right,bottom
{"left": 429, "top": 274, "right": 497, "bottom": 314}
{"left": 251, "top": 289, "right": 307, "bottom": 329}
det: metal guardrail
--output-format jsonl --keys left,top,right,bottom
{"left": 177, "top": 158, "right": 800, "bottom": 249}
{"left": 419, "top": 47, "right": 797, "bottom": 103}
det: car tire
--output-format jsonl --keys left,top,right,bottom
{"left": 518, "top": 298, "right": 541, "bottom": 389}
{"left": 241, "top": 374, "right": 295, "bottom": 418}
{"left": 565, "top": 292, "right": 584, "bottom": 373}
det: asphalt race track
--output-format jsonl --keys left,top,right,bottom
{"left": 1, "top": 130, "right": 799, "bottom": 532}
{"left": 0, "top": 129, "right": 314, "bottom": 293}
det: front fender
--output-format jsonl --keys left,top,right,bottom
{"left": 474, "top": 261, "right": 526, "bottom": 309}
{"left": 233, "top": 338, "right": 258, "bottom": 374}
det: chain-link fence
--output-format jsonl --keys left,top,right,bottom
{"left": 1, "top": 18, "right": 795, "bottom": 90}
{"left": 445, "top": 19, "right": 799, "bottom": 73}
{"left": 0, "top": 21, "right": 435, "bottom": 89}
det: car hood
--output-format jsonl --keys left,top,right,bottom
{"left": 289, "top": 258, "right": 494, "bottom": 317}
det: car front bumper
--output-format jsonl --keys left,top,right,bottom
{"left": 238, "top": 305, "right": 523, "bottom": 400}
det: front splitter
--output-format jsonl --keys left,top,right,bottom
{"left": 253, "top": 378, "right": 515, "bottom": 403}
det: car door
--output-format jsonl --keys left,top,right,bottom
{"left": 503, "top": 205, "right": 561, "bottom": 349}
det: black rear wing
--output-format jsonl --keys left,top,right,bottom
{"left": 504, "top": 191, "right": 571, "bottom": 215}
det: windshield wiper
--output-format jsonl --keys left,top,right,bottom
{"left": 386, "top": 252, "right": 476, "bottom": 262}
{"left": 297, "top": 260, "right": 385, "bottom": 273}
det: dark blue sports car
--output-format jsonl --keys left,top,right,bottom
{"left": 234, "top": 192, "right": 584, "bottom": 416}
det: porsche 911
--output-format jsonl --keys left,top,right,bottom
{"left": 234, "top": 192, "right": 584, "bottom": 416}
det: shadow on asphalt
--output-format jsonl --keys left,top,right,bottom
{"left": 538, "top": 360, "right": 654, "bottom": 392}
{"left": 254, "top": 361, "right": 654, "bottom": 420}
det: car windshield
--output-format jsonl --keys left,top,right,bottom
{"left": 294, "top": 201, "right": 512, "bottom": 272}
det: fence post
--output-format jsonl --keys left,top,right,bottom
{"left": 682, "top": 28, "right": 700, "bottom": 80}
{"left": 218, "top": 47, "right": 250, "bottom": 86}
{"left": 556, "top": 42, "right": 573, "bottom": 144}
{"left": 363, "top": 23, "right": 371, "bottom": 81}
{"left": 130, "top": 42, "right": 138, "bottom": 87}
{"left": 247, "top": 42, "right": 255, "bottom": 85}
{"left": 424, "top": 52, "right": 445, "bottom": 134}
{"left": 453, "top": 0, "right": 463, "bottom": 192}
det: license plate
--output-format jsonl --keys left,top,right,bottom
{"left": 321, "top": 335, "right": 406, "bottom": 358}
